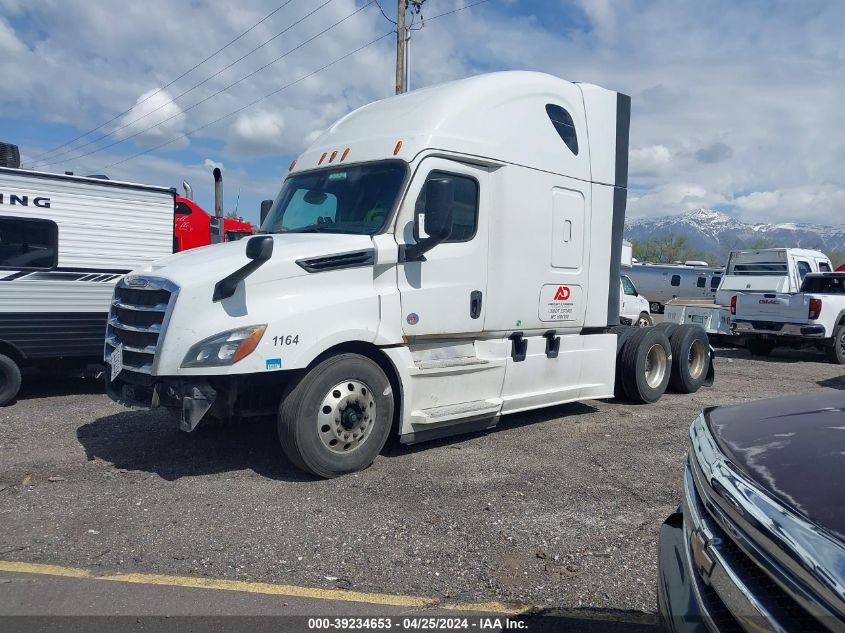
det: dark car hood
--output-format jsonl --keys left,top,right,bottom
{"left": 706, "top": 391, "right": 845, "bottom": 540}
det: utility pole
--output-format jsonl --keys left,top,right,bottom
{"left": 395, "top": 0, "right": 407, "bottom": 94}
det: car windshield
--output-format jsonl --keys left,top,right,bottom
{"left": 801, "top": 275, "right": 845, "bottom": 294}
{"left": 621, "top": 275, "right": 637, "bottom": 295}
{"left": 260, "top": 160, "right": 407, "bottom": 235}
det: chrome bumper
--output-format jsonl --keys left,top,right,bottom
{"left": 732, "top": 319, "right": 826, "bottom": 337}
{"left": 660, "top": 414, "right": 845, "bottom": 632}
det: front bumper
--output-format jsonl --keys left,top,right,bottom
{"left": 732, "top": 319, "right": 826, "bottom": 337}
{"left": 106, "top": 375, "right": 217, "bottom": 432}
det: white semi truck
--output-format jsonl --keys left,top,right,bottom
{"left": 104, "top": 72, "right": 713, "bottom": 477}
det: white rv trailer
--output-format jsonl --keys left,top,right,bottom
{"left": 104, "top": 71, "right": 714, "bottom": 478}
{"left": 664, "top": 248, "right": 832, "bottom": 336}
{"left": 0, "top": 167, "right": 175, "bottom": 405}
{"left": 625, "top": 263, "right": 723, "bottom": 313}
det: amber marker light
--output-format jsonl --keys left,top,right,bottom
{"left": 393, "top": 140, "right": 403, "bottom": 155}
{"left": 318, "top": 152, "right": 327, "bottom": 165}
{"left": 289, "top": 160, "right": 297, "bottom": 171}
{"left": 232, "top": 325, "right": 267, "bottom": 363}
{"left": 341, "top": 147, "right": 350, "bottom": 161}
{"left": 329, "top": 150, "right": 338, "bottom": 163}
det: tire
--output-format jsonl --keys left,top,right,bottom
{"left": 746, "top": 336, "right": 775, "bottom": 357}
{"left": 825, "top": 324, "right": 845, "bottom": 364}
{"left": 277, "top": 353, "right": 394, "bottom": 478}
{"left": 636, "top": 312, "right": 653, "bottom": 328}
{"left": 0, "top": 352, "right": 22, "bottom": 406}
{"left": 650, "top": 302, "right": 663, "bottom": 314}
{"left": 608, "top": 326, "right": 637, "bottom": 398}
{"left": 654, "top": 322, "right": 680, "bottom": 339}
{"left": 617, "top": 328, "right": 672, "bottom": 404}
{"left": 667, "top": 325, "right": 710, "bottom": 394}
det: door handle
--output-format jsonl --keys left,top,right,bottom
{"left": 470, "top": 290, "right": 482, "bottom": 319}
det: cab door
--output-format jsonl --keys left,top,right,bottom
{"left": 395, "top": 158, "right": 488, "bottom": 336}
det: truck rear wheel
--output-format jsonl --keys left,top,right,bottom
{"left": 637, "top": 312, "right": 653, "bottom": 327}
{"left": 617, "top": 328, "right": 672, "bottom": 404}
{"left": 654, "top": 322, "right": 679, "bottom": 338}
{"left": 667, "top": 325, "right": 709, "bottom": 393}
{"left": 825, "top": 325, "right": 845, "bottom": 364}
{"left": 277, "top": 353, "right": 394, "bottom": 478}
{"left": 0, "top": 353, "right": 22, "bottom": 407}
{"left": 746, "top": 336, "right": 775, "bottom": 357}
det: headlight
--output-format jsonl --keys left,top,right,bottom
{"left": 181, "top": 325, "right": 266, "bottom": 368}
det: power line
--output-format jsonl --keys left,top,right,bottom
{"left": 93, "top": 0, "right": 495, "bottom": 172}
{"left": 36, "top": 0, "right": 341, "bottom": 167}
{"left": 96, "top": 31, "right": 395, "bottom": 172}
{"left": 40, "top": 1, "right": 371, "bottom": 168}
{"left": 27, "top": 0, "right": 299, "bottom": 163}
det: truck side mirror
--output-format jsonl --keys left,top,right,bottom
{"left": 260, "top": 199, "right": 273, "bottom": 226}
{"left": 246, "top": 235, "right": 274, "bottom": 261}
{"left": 423, "top": 178, "right": 454, "bottom": 240}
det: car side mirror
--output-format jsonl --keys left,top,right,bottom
{"left": 260, "top": 199, "right": 273, "bottom": 226}
{"left": 423, "top": 178, "right": 454, "bottom": 240}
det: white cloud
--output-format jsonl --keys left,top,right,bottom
{"left": 115, "top": 88, "right": 187, "bottom": 147}
{"left": 227, "top": 110, "right": 286, "bottom": 156}
{"left": 629, "top": 145, "right": 672, "bottom": 178}
{"left": 733, "top": 186, "right": 845, "bottom": 224}
{"left": 203, "top": 158, "right": 224, "bottom": 172}
{"left": 0, "top": 18, "right": 25, "bottom": 58}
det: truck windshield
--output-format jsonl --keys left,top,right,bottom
{"left": 801, "top": 275, "right": 845, "bottom": 294}
{"left": 261, "top": 160, "right": 407, "bottom": 235}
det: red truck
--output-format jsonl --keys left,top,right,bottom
{"left": 174, "top": 179, "right": 254, "bottom": 251}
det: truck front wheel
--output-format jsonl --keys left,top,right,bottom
{"left": 0, "top": 352, "right": 22, "bottom": 407}
{"left": 825, "top": 325, "right": 845, "bottom": 364}
{"left": 277, "top": 353, "right": 394, "bottom": 478}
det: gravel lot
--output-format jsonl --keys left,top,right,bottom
{"left": 1, "top": 345, "right": 843, "bottom": 617}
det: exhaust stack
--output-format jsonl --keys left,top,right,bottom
{"left": 213, "top": 168, "right": 222, "bottom": 218}
{"left": 182, "top": 180, "right": 193, "bottom": 200}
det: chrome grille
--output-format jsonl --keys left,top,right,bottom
{"left": 105, "top": 276, "right": 178, "bottom": 377}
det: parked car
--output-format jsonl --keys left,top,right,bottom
{"left": 658, "top": 392, "right": 845, "bottom": 631}
{"left": 733, "top": 272, "right": 845, "bottom": 363}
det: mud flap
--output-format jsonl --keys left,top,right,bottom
{"left": 704, "top": 345, "right": 716, "bottom": 387}
{"left": 180, "top": 384, "right": 217, "bottom": 432}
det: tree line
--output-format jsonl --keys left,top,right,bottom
{"left": 631, "top": 234, "right": 844, "bottom": 267}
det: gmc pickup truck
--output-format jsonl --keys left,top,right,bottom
{"left": 733, "top": 272, "right": 845, "bottom": 363}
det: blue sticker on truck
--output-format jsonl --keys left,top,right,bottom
{"left": 266, "top": 358, "right": 282, "bottom": 370}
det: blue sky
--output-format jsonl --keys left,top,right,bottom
{"left": 1, "top": 0, "right": 843, "bottom": 225}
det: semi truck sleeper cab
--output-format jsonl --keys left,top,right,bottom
{"left": 105, "top": 71, "right": 713, "bottom": 478}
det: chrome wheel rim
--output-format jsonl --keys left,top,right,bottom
{"left": 688, "top": 339, "right": 706, "bottom": 379}
{"left": 839, "top": 332, "right": 845, "bottom": 356}
{"left": 644, "top": 343, "right": 668, "bottom": 388}
{"left": 637, "top": 314, "right": 651, "bottom": 327}
{"left": 318, "top": 380, "right": 376, "bottom": 454}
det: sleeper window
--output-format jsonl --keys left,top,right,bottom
{"left": 414, "top": 172, "right": 479, "bottom": 243}
{"left": 0, "top": 217, "right": 58, "bottom": 269}
{"left": 670, "top": 274, "right": 681, "bottom": 287}
{"left": 696, "top": 277, "right": 706, "bottom": 288}
{"left": 545, "top": 104, "right": 578, "bottom": 155}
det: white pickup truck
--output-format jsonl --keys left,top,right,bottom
{"left": 733, "top": 272, "right": 845, "bottom": 363}
{"left": 664, "top": 248, "right": 832, "bottom": 336}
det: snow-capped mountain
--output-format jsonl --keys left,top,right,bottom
{"left": 625, "top": 208, "right": 845, "bottom": 258}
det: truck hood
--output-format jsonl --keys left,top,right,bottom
{"left": 706, "top": 391, "right": 845, "bottom": 540}
{"left": 133, "top": 233, "right": 375, "bottom": 287}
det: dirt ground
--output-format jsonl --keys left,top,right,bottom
{"left": 1, "top": 344, "right": 843, "bottom": 616}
